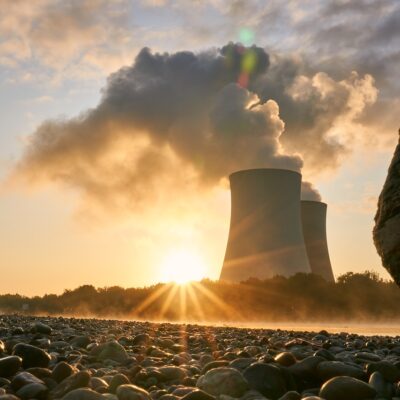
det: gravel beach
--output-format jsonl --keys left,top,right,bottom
{"left": 0, "top": 315, "right": 399, "bottom": 400}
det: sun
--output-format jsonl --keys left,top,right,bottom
{"left": 160, "top": 248, "right": 206, "bottom": 284}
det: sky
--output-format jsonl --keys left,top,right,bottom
{"left": 0, "top": 0, "right": 399, "bottom": 296}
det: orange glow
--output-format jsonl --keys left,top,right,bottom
{"left": 159, "top": 248, "right": 206, "bottom": 284}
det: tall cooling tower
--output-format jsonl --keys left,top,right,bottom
{"left": 301, "top": 200, "right": 335, "bottom": 282}
{"left": 220, "top": 168, "right": 311, "bottom": 282}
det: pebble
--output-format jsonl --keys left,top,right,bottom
{"left": 180, "top": 389, "right": 215, "bottom": 400}
{"left": 51, "top": 361, "right": 77, "bottom": 383}
{"left": 275, "top": 352, "right": 297, "bottom": 367}
{"left": 243, "top": 363, "right": 286, "bottom": 399}
{"left": 11, "top": 372, "right": 44, "bottom": 391}
{"left": 50, "top": 371, "right": 91, "bottom": 398}
{"left": 109, "top": 374, "right": 130, "bottom": 393}
{"left": 0, "top": 356, "right": 22, "bottom": 377}
{"left": 316, "top": 360, "right": 365, "bottom": 380}
{"left": 31, "top": 323, "right": 52, "bottom": 336}
{"left": 368, "top": 371, "right": 393, "bottom": 398}
{"left": 367, "top": 360, "right": 400, "bottom": 382}
{"left": 0, "top": 315, "right": 400, "bottom": 400}
{"left": 62, "top": 388, "right": 105, "bottom": 400}
{"left": 319, "top": 376, "right": 377, "bottom": 400}
{"left": 196, "top": 367, "right": 248, "bottom": 397}
{"left": 16, "top": 382, "right": 48, "bottom": 400}
{"left": 116, "top": 384, "right": 151, "bottom": 400}
{"left": 12, "top": 344, "right": 51, "bottom": 369}
{"left": 90, "top": 342, "right": 129, "bottom": 364}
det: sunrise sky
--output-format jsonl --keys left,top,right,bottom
{"left": 0, "top": 0, "right": 399, "bottom": 296}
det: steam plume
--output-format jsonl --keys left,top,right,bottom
{"left": 13, "top": 43, "right": 377, "bottom": 211}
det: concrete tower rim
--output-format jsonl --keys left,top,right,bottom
{"left": 301, "top": 200, "right": 327, "bottom": 207}
{"left": 229, "top": 168, "right": 301, "bottom": 180}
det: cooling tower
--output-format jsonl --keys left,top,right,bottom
{"left": 220, "top": 168, "right": 311, "bottom": 282}
{"left": 301, "top": 200, "right": 335, "bottom": 282}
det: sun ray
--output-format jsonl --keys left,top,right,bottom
{"left": 186, "top": 283, "right": 206, "bottom": 320}
{"left": 132, "top": 283, "right": 172, "bottom": 315}
{"left": 179, "top": 284, "right": 187, "bottom": 321}
{"left": 192, "top": 281, "right": 242, "bottom": 320}
{"left": 158, "top": 283, "right": 179, "bottom": 320}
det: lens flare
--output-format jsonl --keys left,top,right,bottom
{"left": 239, "top": 28, "right": 255, "bottom": 46}
{"left": 159, "top": 248, "right": 206, "bottom": 284}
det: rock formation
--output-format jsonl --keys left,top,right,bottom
{"left": 373, "top": 129, "right": 400, "bottom": 285}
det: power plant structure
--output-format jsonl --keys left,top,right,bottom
{"left": 301, "top": 200, "right": 335, "bottom": 282}
{"left": 219, "top": 168, "right": 335, "bottom": 283}
{"left": 220, "top": 169, "right": 312, "bottom": 282}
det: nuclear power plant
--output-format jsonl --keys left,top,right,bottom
{"left": 220, "top": 169, "right": 312, "bottom": 282}
{"left": 220, "top": 168, "right": 335, "bottom": 283}
{"left": 301, "top": 201, "right": 335, "bottom": 282}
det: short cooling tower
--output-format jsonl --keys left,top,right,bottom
{"left": 301, "top": 200, "right": 335, "bottom": 282}
{"left": 220, "top": 168, "right": 311, "bottom": 282}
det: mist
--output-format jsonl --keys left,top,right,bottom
{"left": 0, "top": 271, "right": 397, "bottom": 325}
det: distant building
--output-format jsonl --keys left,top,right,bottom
{"left": 220, "top": 168, "right": 334, "bottom": 282}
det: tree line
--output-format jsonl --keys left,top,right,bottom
{"left": 0, "top": 271, "right": 397, "bottom": 322}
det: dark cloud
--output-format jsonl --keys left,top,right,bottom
{"left": 14, "top": 43, "right": 377, "bottom": 211}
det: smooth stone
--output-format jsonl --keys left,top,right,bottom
{"left": 171, "top": 388, "right": 193, "bottom": 397}
{"left": 132, "top": 334, "right": 151, "bottom": 346}
{"left": 316, "top": 361, "right": 365, "bottom": 380}
{"left": 302, "top": 397, "right": 324, "bottom": 400}
{"left": 158, "top": 395, "right": 177, "bottom": 400}
{"left": 277, "top": 391, "right": 301, "bottom": 400}
{"left": 12, "top": 344, "right": 51, "bottom": 369}
{"left": 116, "top": 384, "right": 151, "bottom": 400}
{"left": 243, "top": 363, "right": 286, "bottom": 399}
{"left": 313, "top": 349, "right": 335, "bottom": 361}
{"left": 355, "top": 352, "right": 381, "bottom": 362}
{"left": 0, "top": 356, "right": 22, "bottom": 377}
{"left": 288, "top": 356, "right": 324, "bottom": 381}
{"left": 11, "top": 372, "right": 44, "bottom": 391}
{"left": 103, "top": 395, "right": 118, "bottom": 400}
{"left": 16, "top": 382, "right": 48, "bottom": 400}
{"left": 199, "top": 355, "right": 214, "bottom": 367}
{"left": 52, "top": 361, "right": 78, "bottom": 383}
{"left": 51, "top": 371, "right": 91, "bottom": 398}
{"left": 274, "top": 352, "right": 296, "bottom": 367}
{"left": 229, "top": 358, "right": 255, "bottom": 371}
{"left": 91, "top": 377, "right": 109, "bottom": 389}
{"left": 369, "top": 371, "right": 393, "bottom": 398}
{"left": 367, "top": 361, "right": 400, "bottom": 382}
{"left": 158, "top": 366, "right": 186, "bottom": 381}
{"left": 90, "top": 342, "right": 129, "bottom": 363}
{"left": 201, "top": 361, "right": 229, "bottom": 375}
{"left": 180, "top": 389, "right": 215, "bottom": 400}
{"left": 62, "top": 388, "right": 105, "bottom": 400}
{"left": 196, "top": 367, "right": 248, "bottom": 397}
{"left": 32, "top": 322, "right": 52, "bottom": 335}
{"left": 319, "top": 376, "right": 377, "bottom": 400}
{"left": 70, "top": 336, "right": 91, "bottom": 349}
{"left": 109, "top": 374, "right": 130, "bottom": 393}
{"left": 25, "top": 367, "right": 51, "bottom": 379}
{"left": 0, "top": 378, "right": 9, "bottom": 386}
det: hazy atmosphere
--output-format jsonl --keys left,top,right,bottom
{"left": 1, "top": 0, "right": 400, "bottom": 295}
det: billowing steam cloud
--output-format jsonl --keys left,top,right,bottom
{"left": 14, "top": 43, "right": 376, "bottom": 211}
{"left": 301, "top": 181, "right": 322, "bottom": 202}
